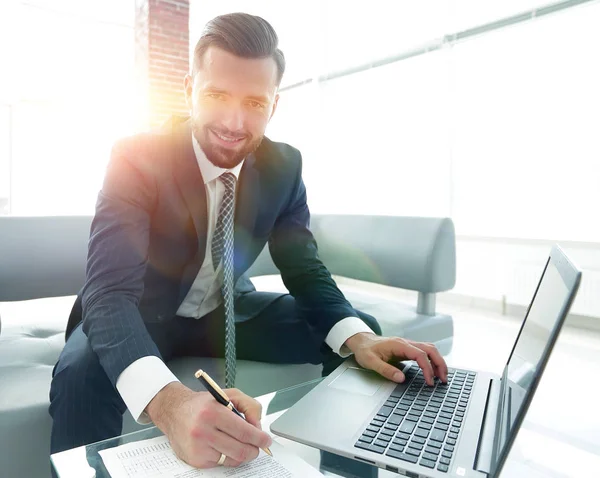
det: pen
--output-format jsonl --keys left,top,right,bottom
{"left": 194, "top": 369, "right": 273, "bottom": 457}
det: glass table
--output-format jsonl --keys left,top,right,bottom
{"left": 51, "top": 377, "right": 404, "bottom": 478}
{"left": 51, "top": 369, "right": 600, "bottom": 478}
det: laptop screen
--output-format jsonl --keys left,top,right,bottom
{"left": 492, "top": 246, "right": 581, "bottom": 475}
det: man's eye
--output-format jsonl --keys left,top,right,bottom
{"left": 248, "top": 101, "right": 263, "bottom": 109}
{"left": 208, "top": 93, "right": 224, "bottom": 100}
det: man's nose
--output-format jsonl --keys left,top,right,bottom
{"left": 221, "top": 106, "right": 245, "bottom": 132}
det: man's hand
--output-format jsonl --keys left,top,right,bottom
{"left": 146, "top": 382, "right": 272, "bottom": 468}
{"left": 345, "top": 332, "right": 448, "bottom": 386}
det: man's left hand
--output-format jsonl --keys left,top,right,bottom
{"left": 344, "top": 332, "right": 448, "bottom": 386}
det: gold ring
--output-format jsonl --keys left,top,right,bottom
{"left": 217, "top": 453, "right": 226, "bottom": 466}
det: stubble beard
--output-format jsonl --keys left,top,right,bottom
{"left": 192, "top": 121, "right": 263, "bottom": 169}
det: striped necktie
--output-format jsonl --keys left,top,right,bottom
{"left": 211, "top": 172, "right": 237, "bottom": 388}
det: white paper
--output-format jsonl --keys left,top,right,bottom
{"left": 98, "top": 436, "right": 323, "bottom": 478}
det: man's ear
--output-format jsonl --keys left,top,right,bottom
{"left": 269, "top": 93, "right": 280, "bottom": 121}
{"left": 183, "top": 74, "right": 194, "bottom": 112}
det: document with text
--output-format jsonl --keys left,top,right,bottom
{"left": 98, "top": 435, "right": 324, "bottom": 478}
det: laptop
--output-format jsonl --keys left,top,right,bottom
{"left": 271, "top": 245, "right": 581, "bottom": 477}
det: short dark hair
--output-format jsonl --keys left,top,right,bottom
{"left": 192, "top": 13, "right": 285, "bottom": 85}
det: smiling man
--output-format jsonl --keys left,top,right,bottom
{"left": 49, "top": 12, "right": 447, "bottom": 470}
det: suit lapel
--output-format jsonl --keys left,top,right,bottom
{"left": 172, "top": 120, "right": 208, "bottom": 259}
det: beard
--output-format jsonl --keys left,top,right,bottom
{"left": 192, "top": 121, "right": 263, "bottom": 170}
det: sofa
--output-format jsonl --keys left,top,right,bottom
{"left": 0, "top": 214, "right": 456, "bottom": 478}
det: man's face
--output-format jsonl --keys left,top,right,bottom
{"left": 185, "top": 46, "right": 280, "bottom": 169}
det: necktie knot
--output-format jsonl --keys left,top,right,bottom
{"left": 219, "top": 172, "right": 236, "bottom": 192}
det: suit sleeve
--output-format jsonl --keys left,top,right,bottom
{"left": 268, "top": 151, "right": 357, "bottom": 342}
{"left": 81, "top": 139, "right": 162, "bottom": 387}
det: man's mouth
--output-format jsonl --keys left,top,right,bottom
{"left": 210, "top": 129, "right": 246, "bottom": 145}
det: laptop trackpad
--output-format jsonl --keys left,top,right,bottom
{"left": 328, "top": 367, "right": 384, "bottom": 396}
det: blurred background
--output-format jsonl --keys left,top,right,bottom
{"left": 0, "top": 0, "right": 598, "bottom": 323}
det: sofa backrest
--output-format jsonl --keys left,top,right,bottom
{"left": 0, "top": 216, "right": 92, "bottom": 301}
{"left": 248, "top": 215, "right": 456, "bottom": 294}
{"left": 0, "top": 214, "right": 456, "bottom": 302}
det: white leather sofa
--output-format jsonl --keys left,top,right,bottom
{"left": 0, "top": 214, "right": 456, "bottom": 478}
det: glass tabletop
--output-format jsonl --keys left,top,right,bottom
{"left": 51, "top": 365, "right": 600, "bottom": 478}
{"left": 52, "top": 377, "right": 388, "bottom": 478}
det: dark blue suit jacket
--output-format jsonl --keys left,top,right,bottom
{"left": 70, "top": 117, "right": 357, "bottom": 387}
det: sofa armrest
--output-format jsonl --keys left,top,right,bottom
{"left": 0, "top": 216, "right": 91, "bottom": 301}
{"left": 248, "top": 215, "right": 456, "bottom": 294}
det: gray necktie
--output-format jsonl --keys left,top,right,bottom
{"left": 211, "top": 172, "right": 237, "bottom": 388}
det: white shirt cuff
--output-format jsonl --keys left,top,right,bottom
{"left": 116, "top": 356, "right": 180, "bottom": 424}
{"left": 325, "top": 317, "right": 375, "bottom": 358}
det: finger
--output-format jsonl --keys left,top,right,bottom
{"left": 175, "top": 443, "right": 242, "bottom": 469}
{"left": 210, "top": 429, "right": 260, "bottom": 464}
{"left": 433, "top": 363, "right": 445, "bottom": 383}
{"left": 399, "top": 343, "right": 436, "bottom": 386}
{"left": 222, "top": 455, "right": 243, "bottom": 468}
{"left": 415, "top": 342, "right": 448, "bottom": 382}
{"left": 363, "top": 353, "right": 405, "bottom": 383}
{"left": 227, "top": 389, "right": 263, "bottom": 428}
{"left": 215, "top": 406, "right": 272, "bottom": 450}
{"left": 206, "top": 447, "right": 242, "bottom": 468}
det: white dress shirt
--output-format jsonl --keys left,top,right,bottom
{"left": 116, "top": 136, "right": 373, "bottom": 423}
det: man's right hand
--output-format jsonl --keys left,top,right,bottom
{"left": 146, "top": 382, "right": 272, "bottom": 468}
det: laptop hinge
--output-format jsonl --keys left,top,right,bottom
{"left": 474, "top": 378, "right": 501, "bottom": 474}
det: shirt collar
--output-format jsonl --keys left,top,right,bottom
{"left": 192, "top": 133, "right": 244, "bottom": 184}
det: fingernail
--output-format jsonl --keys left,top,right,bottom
{"left": 393, "top": 372, "right": 404, "bottom": 382}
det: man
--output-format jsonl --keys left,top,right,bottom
{"left": 49, "top": 12, "right": 448, "bottom": 469}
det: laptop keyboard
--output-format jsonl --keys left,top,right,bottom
{"left": 354, "top": 367, "right": 475, "bottom": 474}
